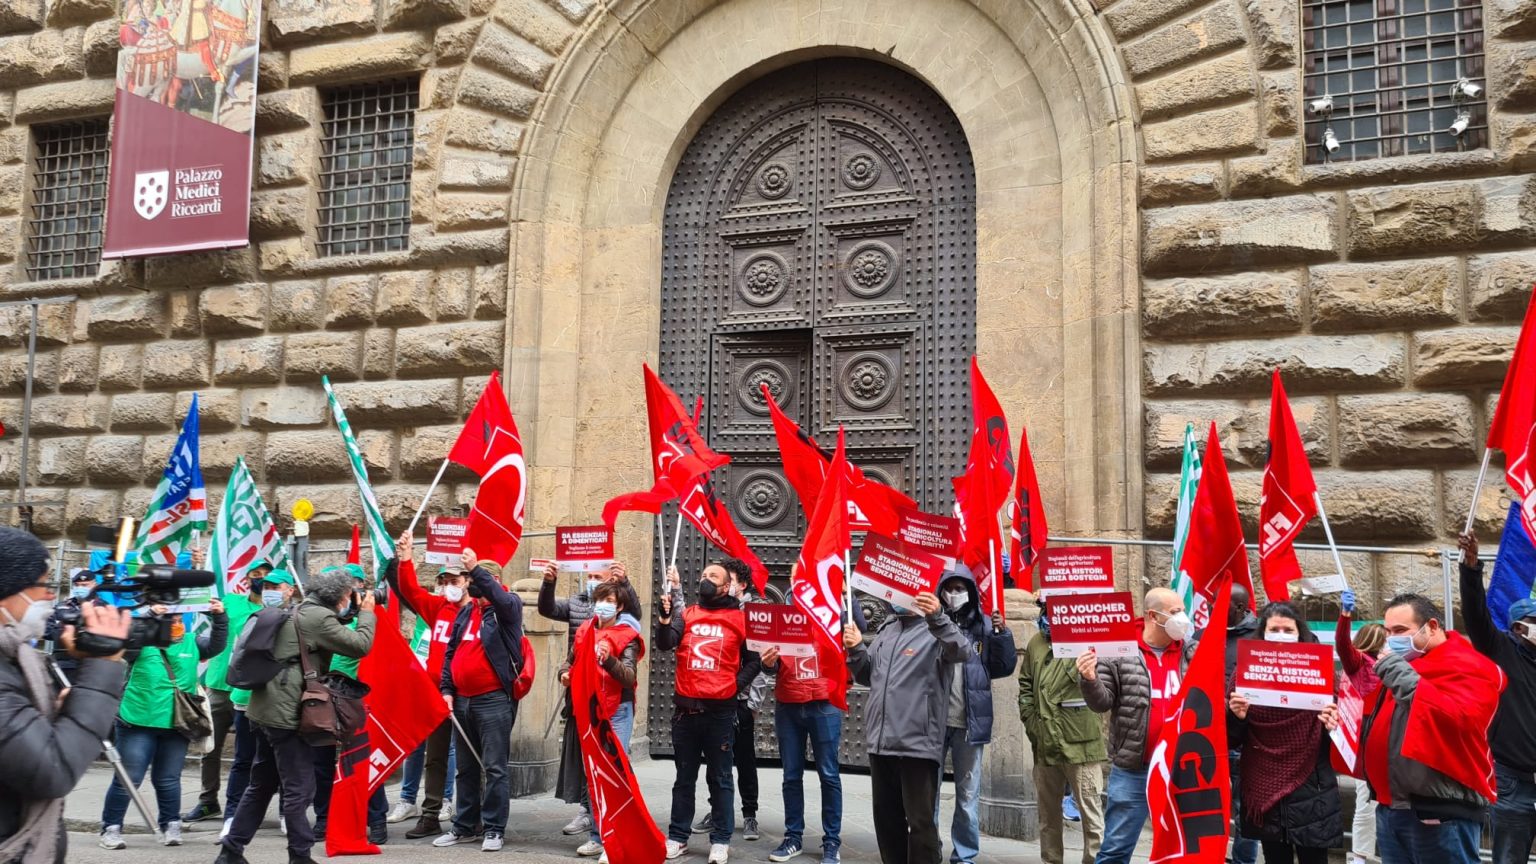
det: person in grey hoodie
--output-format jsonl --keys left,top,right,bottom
{"left": 846, "top": 589, "right": 968, "bottom": 864}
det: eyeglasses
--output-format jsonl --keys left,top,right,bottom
{"left": 28, "top": 581, "right": 57, "bottom": 595}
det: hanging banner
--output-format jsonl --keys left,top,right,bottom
{"left": 1047, "top": 591, "right": 1138, "bottom": 659}
{"left": 425, "top": 516, "right": 471, "bottom": 565}
{"left": 1233, "top": 640, "right": 1335, "bottom": 710}
{"left": 1038, "top": 546, "right": 1116, "bottom": 597}
{"left": 555, "top": 525, "right": 615, "bottom": 572}
{"left": 103, "top": 0, "right": 261, "bottom": 258}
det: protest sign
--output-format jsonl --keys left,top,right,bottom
{"left": 1038, "top": 546, "right": 1116, "bottom": 597}
{"left": 555, "top": 526, "right": 615, "bottom": 572}
{"left": 894, "top": 508, "right": 961, "bottom": 566}
{"left": 166, "top": 586, "right": 213, "bottom": 614}
{"left": 426, "top": 516, "right": 470, "bottom": 565}
{"left": 1047, "top": 591, "right": 1138, "bottom": 658}
{"left": 744, "top": 604, "right": 817, "bottom": 657}
{"left": 1234, "top": 640, "right": 1335, "bottom": 710}
{"left": 850, "top": 533, "right": 947, "bottom": 609}
{"left": 529, "top": 558, "right": 555, "bottom": 572}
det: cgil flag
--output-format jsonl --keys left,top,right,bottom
{"left": 790, "top": 428, "right": 852, "bottom": 711}
{"left": 135, "top": 394, "right": 208, "bottom": 564}
{"left": 1008, "top": 425, "right": 1048, "bottom": 592}
{"left": 446, "top": 371, "right": 527, "bottom": 568}
{"left": 1259, "top": 370, "right": 1318, "bottom": 603}
{"left": 1487, "top": 293, "right": 1536, "bottom": 542}
{"left": 1170, "top": 423, "right": 1205, "bottom": 626}
{"left": 208, "top": 456, "right": 290, "bottom": 596}
{"left": 1181, "top": 422, "right": 1256, "bottom": 615}
{"left": 952, "top": 357, "right": 1014, "bottom": 615}
{"left": 323, "top": 377, "right": 394, "bottom": 574}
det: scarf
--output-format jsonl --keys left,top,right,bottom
{"left": 1240, "top": 702, "right": 1325, "bottom": 827}
{"left": 1400, "top": 631, "right": 1504, "bottom": 801}
{"left": 0, "top": 624, "right": 62, "bottom": 864}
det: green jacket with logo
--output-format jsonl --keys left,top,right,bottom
{"left": 1018, "top": 631, "right": 1108, "bottom": 767}
{"left": 118, "top": 611, "right": 228, "bottom": 729}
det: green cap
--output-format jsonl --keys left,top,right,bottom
{"left": 262, "top": 569, "right": 296, "bottom": 587}
{"left": 343, "top": 563, "right": 367, "bottom": 583}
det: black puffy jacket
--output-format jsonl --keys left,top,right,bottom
{"left": 1231, "top": 719, "right": 1343, "bottom": 849}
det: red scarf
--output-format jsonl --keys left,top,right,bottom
{"left": 1240, "top": 704, "right": 1324, "bottom": 825}
{"left": 1401, "top": 631, "right": 1505, "bottom": 802}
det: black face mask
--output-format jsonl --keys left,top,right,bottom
{"left": 697, "top": 579, "right": 720, "bottom": 601}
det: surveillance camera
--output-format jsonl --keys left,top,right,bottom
{"left": 1450, "top": 110, "right": 1472, "bottom": 136}
{"left": 1309, "top": 94, "right": 1334, "bottom": 115}
{"left": 1455, "top": 78, "right": 1483, "bottom": 99}
{"left": 1323, "top": 128, "right": 1340, "bottom": 153}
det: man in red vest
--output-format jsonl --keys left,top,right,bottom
{"left": 657, "top": 560, "right": 762, "bottom": 864}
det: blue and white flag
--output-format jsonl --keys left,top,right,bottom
{"left": 1488, "top": 499, "right": 1536, "bottom": 630}
{"left": 134, "top": 394, "right": 208, "bottom": 566}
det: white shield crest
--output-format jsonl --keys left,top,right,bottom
{"left": 133, "top": 170, "right": 169, "bottom": 220}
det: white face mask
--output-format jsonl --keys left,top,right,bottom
{"left": 1265, "top": 630, "right": 1300, "bottom": 643}
{"left": 1158, "top": 610, "right": 1194, "bottom": 641}
{"left": 442, "top": 585, "right": 465, "bottom": 604}
{"left": 1, "top": 595, "right": 54, "bottom": 641}
{"left": 944, "top": 590, "right": 968, "bottom": 611}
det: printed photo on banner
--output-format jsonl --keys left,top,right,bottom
{"left": 1037, "top": 546, "right": 1116, "bottom": 597}
{"left": 1233, "top": 639, "right": 1336, "bottom": 710}
{"left": 554, "top": 525, "right": 615, "bottom": 572}
{"left": 425, "top": 515, "right": 470, "bottom": 564}
{"left": 1047, "top": 591, "right": 1138, "bottom": 659}
{"left": 850, "top": 533, "right": 947, "bottom": 609}
{"left": 894, "top": 507, "right": 961, "bottom": 566}
{"left": 744, "top": 604, "right": 817, "bottom": 657}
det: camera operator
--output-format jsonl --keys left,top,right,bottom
{"left": 47, "top": 568, "right": 104, "bottom": 682}
{"left": 0, "top": 525, "right": 132, "bottom": 864}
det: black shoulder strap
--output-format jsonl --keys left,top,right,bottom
{"left": 290, "top": 610, "right": 317, "bottom": 681}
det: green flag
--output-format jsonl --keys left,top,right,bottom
{"left": 1169, "top": 422, "right": 1204, "bottom": 624}
{"left": 323, "top": 376, "right": 394, "bottom": 575}
{"left": 209, "top": 457, "right": 291, "bottom": 596}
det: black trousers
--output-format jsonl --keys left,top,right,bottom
{"left": 869, "top": 753, "right": 942, "bottom": 864}
{"left": 222, "top": 724, "right": 318, "bottom": 857}
{"left": 703, "top": 702, "right": 759, "bottom": 818}
{"left": 668, "top": 708, "right": 737, "bottom": 844}
{"left": 1260, "top": 840, "right": 1329, "bottom": 864}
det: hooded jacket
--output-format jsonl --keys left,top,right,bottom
{"left": 938, "top": 570, "right": 1019, "bottom": 745}
{"left": 847, "top": 609, "right": 969, "bottom": 762}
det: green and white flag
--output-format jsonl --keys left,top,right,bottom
{"left": 209, "top": 457, "right": 291, "bottom": 596}
{"left": 1169, "top": 422, "right": 1206, "bottom": 626}
{"left": 323, "top": 376, "right": 394, "bottom": 575}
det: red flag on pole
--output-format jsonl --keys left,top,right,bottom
{"left": 789, "top": 429, "right": 852, "bottom": 711}
{"left": 676, "top": 474, "right": 770, "bottom": 593}
{"left": 952, "top": 357, "right": 1014, "bottom": 615}
{"left": 1008, "top": 425, "right": 1048, "bottom": 592}
{"left": 1488, "top": 293, "right": 1536, "bottom": 541}
{"left": 447, "top": 371, "right": 526, "bottom": 567}
{"left": 601, "top": 479, "right": 677, "bottom": 529}
{"left": 1259, "top": 370, "right": 1318, "bottom": 603}
{"left": 1182, "top": 422, "right": 1256, "bottom": 617}
{"left": 601, "top": 366, "right": 731, "bottom": 528}
{"left": 346, "top": 524, "right": 361, "bottom": 566}
{"left": 1147, "top": 576, "right": 1233, "bottom": 864}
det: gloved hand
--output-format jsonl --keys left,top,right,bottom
{"left": 1341, "top": 589, "right": 1356, "bottom": 615}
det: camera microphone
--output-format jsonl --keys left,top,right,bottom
{"left": 136, "top": 566, "right": 217, "bottom": 589}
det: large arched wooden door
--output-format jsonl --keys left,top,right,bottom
{"left": 651, "top": 58, "right": 976, "bottom": 764}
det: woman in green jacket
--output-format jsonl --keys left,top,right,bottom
{"left": 98, "top": 598, "right": 228, "bottom": 850}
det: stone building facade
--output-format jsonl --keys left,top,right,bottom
{"left": 0, "top": 0, "right": 1532, "bottom": 833}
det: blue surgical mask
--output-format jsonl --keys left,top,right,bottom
{"left": 890, "top": 604, "right": 911, "bottom": 616}
{"left": 70, "top": 586, "right": 92, "bottom": 601}
{"left": 586, "top": 579, "right": 600, "bottom": 596}
{"left": 1387, "top": 623, "right": 1428, "bottom": 661}
{"left": 593, "top": 600, "right": 617, "bottom": 620}
{"left": 261, "top": 590, "right": 286, "bottom": 608}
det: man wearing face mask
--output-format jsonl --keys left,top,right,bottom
{"left": 0, "top": 526, "right": 133, "bottom": 864}
{"left": 1361, "top": 592, "right": 1504, "bottom": 864}
{"left": 1456, "top": 531, "right": 1536, "bottom": 864}
{"left": 696, "top": 560, "right": 769, "bottom": 849}
{"left": 1075, "top": 586, "right": 1197, "bottom": 864}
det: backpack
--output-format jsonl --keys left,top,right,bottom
{"left": 226, "top": 607, "right": 294, "bottom": 690}
{"left": 512, "top": 635, "right": 536, "bottom": 701}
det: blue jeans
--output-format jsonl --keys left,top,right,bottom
{"left": 1377, "top": 807, "right": 1481, "bottom": 864}
{"left": 936, "top": 727, "right": 984, "bottom": 864}
{"left": 774, "top": 700, "right": 844, "bottom": 854}
{"left": 1095, "top": 766, "right": 1148, "bottom": 864}
{"left": 102, "top": 721, "right": 191, "bottom": 830}
{"left": 401, "top": 738, "right": 456, "bottom": 804}
{"left": 588, "top": 701, "right": 636, "bottom": 844}
{"left": 452, "top": 691, "right": 516, "bottom": 835}
{"left": 1493, "top": 764, "right": 1536, "bottom": 864}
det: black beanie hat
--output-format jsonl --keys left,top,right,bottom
{"left": 0, "top": 527, "right": 49, "bottom": 601}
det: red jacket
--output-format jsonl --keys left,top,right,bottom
{"left": 390, "top": 559, "right": 463, "bottom": 683}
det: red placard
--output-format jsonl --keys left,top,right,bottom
{"left": 1047, "top": 591, "right": 1138, "bottom": 658}
{"left": 1234, "top": 640, "right": 1336, "bottom": 710}
{"left": 744, "top": 604, "right": 817, "bottom": 658}
{"left": 555, "top": 526, "right": 615, "bottom": 572}
{"left": 1038, "top": 546, "right": 1116, "bottom": 597}
{"left": 894, "top": 507, "right": 961, "bottom": 565}
{"left": 425, "top": 516, "right": 470, "bottom": 565}
{"left": 851, "top": 533, "right": 947, "bottom": 609}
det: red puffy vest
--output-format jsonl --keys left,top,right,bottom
{"left": 676, "top": 605, "right": 746, "bottom": 701}
{"left": 774, "top": 649, "right": 837, "bottom": 704}
{"left": 575, "top": 618, "right": 644, "bottom": 718}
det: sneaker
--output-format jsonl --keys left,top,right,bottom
{"left": 368, "top": 822, "right": 388, "bottom": 845}
{"left": 99, "top": 825, "right": 126, "bottom": 850}
{"left": 708, "top": 843, "right": 730, "bottom": 864}
{"left": 482, "top": 831, "right": 503, "bottom": 852}
{"left": 598, "top": 852, "right": 610, "bottom": 864}
{"left": 742, "top": 817, "right": 760, "bottom": 841}
{"left": 1063, "top": 792, "right": 1081, "bottom": 823}
{"left": 665, "top": 840, "right": 688, "bottom": 860}
{"left": 577, "top": 840, "right": 604, "bottom": 856}
{"left": 562, "top": 812, "right": 592, "bottom": 835}
{"left": 387, "top": 800, "right": 419, "bottom": 823}
{"left": 692, "top": 815, "right": 715, "bottom": 834}
{"left": 183, "top": 802, "right": 221, "bottom": 823}
{"left": 434, "top": 830, "right": 480, "bottom": 848}
{"left": 406, "top": 815, "right": 442, "bottom": 840}
{"left": 219, "top": 818, "right": 233, "bottom": 840}
{"left": 821, "top": 852, "right": 840, "bottom": 864}
{"left": 769, "top": 840, "right": 803, "bottom": 862}
{"left": 162, "top": 821, "right": 183, "bottom": 847}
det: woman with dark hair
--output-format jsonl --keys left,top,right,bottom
{"left": 1228, "top": 602, "right": 1343, "bottom": 864}
{"left": 1336, "top": 590, "right": 1385, "bottom": 864}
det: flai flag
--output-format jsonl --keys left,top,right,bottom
{"left": 1487, "top": 292, "right": 1536, "bottom": 542}
{"left": 1008, "top": 425, "right": 1048, "bottom": 592}
{"left": 323, "top": 377, "right": 393, "bottom": 574}
{"left": 1170, "top": 423, "right": 1204, "bottom": 626}
{"left": 1258, "top": 370, "right": 1318, "bottom": 602}
{"left": 446, "top": 372, "right": 527, "bottom": 568}
{"left": 135, "top": 394, "right": 207, "bottom": 564}
{"left": 208, "top": 456, "right": 289, "bottom": 595}
{"left": 790, "top": 429, "right": 853, "bottom": 711}
{"left": 1181, "top": 423, "right": 1256, "bottom": 615}
{"left": 952, "top": 357, "right": 1015, "bottom": 615}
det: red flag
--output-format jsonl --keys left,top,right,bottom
{"left": 447, "top": 372, "right": 526, "bottom": 567}
{"left": 677, "top": 474, "right": 770, "bottom": 593}
{"left": 601, "top": 479, "right": 677, "bottom": 529}
{"left": 601, "top": 366, "right": 731, "bottom": 528}
{"left": 1182, "top": 422, "right": 1256, "bottom": 620}
{"left": 1147, "top": 576, "right": 1233, "bottom": 864}
{"left": 346, "top": 524, "right": 361, "bottom": 566}
{"left": 327, "top": 599, "right": 450, "bottom": 856}
{"left": 571, "top": 624, "right": 666, "bottom": 864}
{"left": 952, "top": 357, "right": 1014, "bottom": 615}
{"left": 1488, "top": 292, "right": 1536, "bottom": 541}
{"left": 1008, "top": 425, "right": 1048, "bottom": 592}
{"left": 789, "top": 429, "right": 852, "bottom": 711}
{"left": 1258, "top": 370, "right": 1318, "bottom": 603}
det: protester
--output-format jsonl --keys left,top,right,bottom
{"left": 1361, "top": 593, "right": 1504, "bottom": 864}
{"left": 385, "top": 532, "right": 468, "bottom": 841}
{"left": 0, "top": 526, "right": 132, "bottom": 864}
{"left": 221, "top": 567, "right": 298, "bottom": 840}
{"left": 432, "top": 548, "right": 526, "bottom": 853}
{"left": 1455, "top": 531, "right": 1536, "bottom": 864}
{"left": 696, "top": 560, "right": 768, "bottom": 848}
{"left": 98, "top": 597, "right": 228, "bottom": 850}
{"left": 846, "top": 589, "right": 968, "bottom": 864}
{"left": 657, "top": 560, "right": 761, "bottom": 864}
{"left": 1076, "top": 586, "right": 1197, "bottom": 864}
{"left": 216, "top": 567, "right": 377, "bottom": 864}
{"left": 1222, "top": 584, "right": 1261, "bottom": 864}
{"left": 1020, "top": 600, "right": 1107, "bottom": 864}
{"left": 1225, "top": 602, "right": 1343, "bottom": 864}
{"left": 1337, "top": 592, "right": 1385, "bottom": 864}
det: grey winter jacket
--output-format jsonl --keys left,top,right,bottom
{"left": 1079, "top": 639, "right": 1198, "bottom": 770}
{"left": 847, "top": 610, "right": 969, "bottom": 763}
{"left": 247, "top": 599, "right": 375, "bottom": 730}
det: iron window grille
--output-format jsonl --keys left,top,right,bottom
{"left": 317, "top": 79, "right": 419, "bottom": 257}
{"left": 25, "top": 118, "right": 110, "bottom": 282}
{"left": 1302, "top": 0, "right": 1487, "bottom": 163}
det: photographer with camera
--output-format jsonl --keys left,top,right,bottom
{"left": 0, "top": 525, "right": 133, "bottom": 864}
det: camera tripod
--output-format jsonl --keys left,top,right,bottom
{"left": 48, "top": 661, "right": 163, "bottom": 843}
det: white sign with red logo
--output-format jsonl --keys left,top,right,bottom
{"left": 851, "top": 533, "right": 947, "bottom": 609}
{"left": 1234, "top": 640, "right": 1336, "bottom": 710}
{"left": 1047, "top": 591, "right": 1139, "bottom": 659}
{"left": 1037, "top": 546, "right": 1117, "bottom": 597}
{"left": 744, "top": 604, "right": 817, "bottom": 658}
{"left": 894, "top": 508, "right": 961, "bottom": 566}
{"left": 425, "top": 516, "right": 471, "bottom": 565}
{"left": 555, "top": 526, "right": 615, "bottom": 573}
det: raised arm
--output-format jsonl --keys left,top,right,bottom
{"left": 1457, "top": 532, "right": 1502, "bottom": 659}
{"left": 195, "top": 607, "right": 229, "bottom": 661}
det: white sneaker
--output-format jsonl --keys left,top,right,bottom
{"left": 387, "top": 800, "right": 419, "bottom": 823}
{"left": 598, "top": 852, "right": 610, "bottom": 864}
{"left": 162, "top": 821, "right": 182, "bottom": 846}
{"left": 562, "top": 812, "right": 592, "bottom": 835}
{"left": 666, "top": 839, "right": 688, "bottom": 859}
{"left": 99, "top": 825, "right": 125, "bottom": 850}
{"left": 434, "top": 830, "right": 480, "bottom": 847}
{"left": 219, "top": 818, "right": 233, "bottom": 840}
{"left": 708, "top": 843, "right": 729, "bottom": 864}
{"left": 482, "top": 831, "right": 504, "bottom": 852}
{"left": 279, "top": 815, "right": 287, "bottom": 836}
{"left": 577, "top": 840, "right": 603, "bottom": 856}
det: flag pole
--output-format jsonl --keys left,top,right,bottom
{"left": 657, "top": 513, "right": 668, "bottom": 574}
{"left": 405, "top": 458, "right": 450, "bottom": 536}
{"left": 1312, "top": 491, "right": 1350, "bottom": 592}
{"left": 989, "top": 537, "right": 1000, "bottom": 611}
{"left": 1462, "top": 448, "right": 1492, "bottom": 537}
{"left": 668, "top": 512, "right": 684, "bottom": 569}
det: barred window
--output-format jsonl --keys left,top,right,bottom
{"left": 317, "top": 79, "right": 419, "bottom": 257}
{"left": 25, "top": 119, "right": 110, "bottom": 281}
{"left": 1303, "top": 0, "right": 1487, "bottom": 163}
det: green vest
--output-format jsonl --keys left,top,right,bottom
{"left": 119, "top": 637, "right": 199, "bottom": 729}
{"left": 203, "top": 594, "right": 260, "bottom": 692}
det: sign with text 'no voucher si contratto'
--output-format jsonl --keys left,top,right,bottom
{"left": 1234, "top": 640, "right": 1336, "bottom": 710}
{"left": 555, "top": 525, "right": 615, "bottom": 572}
{"left": 1047, "top": 591, "right": 1138, "bottom": 659}
{"left": 1037, "top": 546, "right": 1117, "bottom": 597}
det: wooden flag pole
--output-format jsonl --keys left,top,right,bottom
{"left": 1312, "top": 491, "right": 1350, "bottom": 593}
{"left": 405, "top": 458, "right": 450, "bottom": 537}
{"left": 1462, "top": 448, "right": 1493, "bottom": 537}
